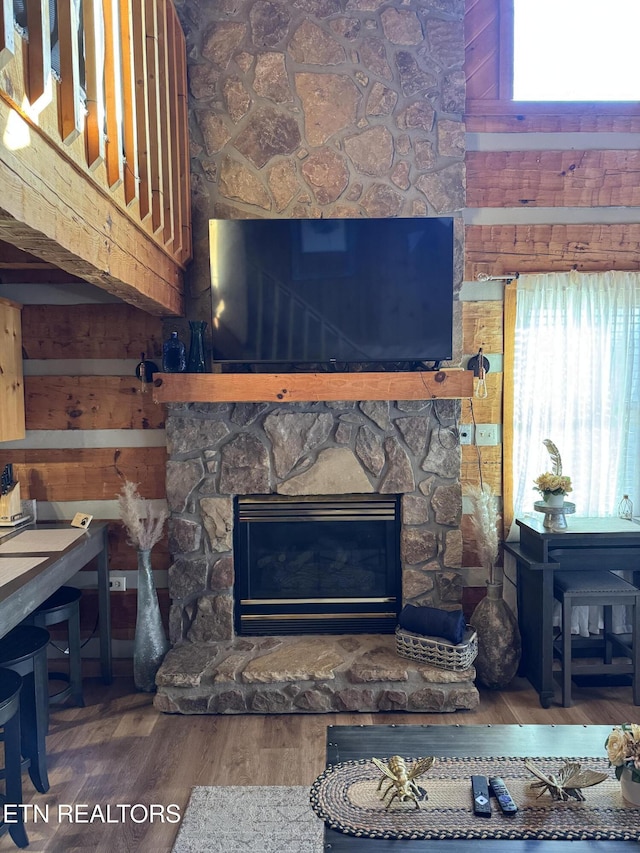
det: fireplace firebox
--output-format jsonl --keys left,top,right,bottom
{"left": 235, "top": 495, "right": 401, "bottom": 635}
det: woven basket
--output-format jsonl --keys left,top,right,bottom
{"left": 395, "top": 625, "right": 478, "bottom": 671}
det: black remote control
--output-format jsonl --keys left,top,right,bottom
{"left": 471, "top": 775, "right": 492, "bottom": 818}
{"left": 489, "top": 776, "right": 518, "bottom": 816}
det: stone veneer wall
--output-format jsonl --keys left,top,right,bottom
{"left": 173, "top": 0, "right": 466, "bottom": 324}
{"left": 166, "top": 400, "right": 462, "bottom": 644}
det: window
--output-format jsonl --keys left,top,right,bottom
{"left": 513, "top": 0, "right": 640, "bottom": 101}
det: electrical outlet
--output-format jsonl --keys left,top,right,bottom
{"left": 459, "top": 425, "right": 474, "bottom": 445}
{"left": 110, "top": 576, "right": 127, "bottom": 592}
{"left": 475, "top": 425, "right": 499, "bottom": 446}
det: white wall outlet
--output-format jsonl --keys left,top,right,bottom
{"left": 459, "top": 425, "right": 474, "bottom": 445}
{"left": 110, "top": 576, "right": 127, "bottom": 592}
{"left": 475, "top": 424, "right": 500, "bottom": 446}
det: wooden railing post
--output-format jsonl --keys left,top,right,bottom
{"left": 57, "top": 0, "right": 83, "bottom": 143}
{"left": 0, "top": 0, "right": 15, "bottom": 70}
{"left": 102, "top": 0, "right": 124, "bottom": 188}
{"left": 25, "top": 0, "right": 51, "bottom": 104}
{"left": 83, "top": 0, "right": 106, "bottom": 170}
{"left": 118, "top": 0, "right": 138, "bottom": 206}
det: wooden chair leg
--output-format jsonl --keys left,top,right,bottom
{"left": 603, "top": 605, "right": 613, "bottom": 664}
{"left": 4, "top": 705, "right": 29, "bottom": 848}
{"left": 562, "top": 595, "right": 573, "bottom": 707}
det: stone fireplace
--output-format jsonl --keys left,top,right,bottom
{"left": 154, "top": 398, "right": 479, "bottom": 714}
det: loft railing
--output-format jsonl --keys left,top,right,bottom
{"left": 0, "top": 0, "right": 191, "bottom": 269}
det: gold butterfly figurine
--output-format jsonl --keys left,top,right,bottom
{"left": 524, "top": 758, "right": 608, "bottom": 801}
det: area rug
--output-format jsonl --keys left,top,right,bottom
{"left": 171, "top": 786, "right": 324, "bottom": 853}
{"left": 310, "top": 756, "right": 639, "bottom": 841}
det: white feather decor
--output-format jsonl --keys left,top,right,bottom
{"left": 542, "top": 439, "right": 563, "bottom": 476}
{"left": 467, "top": 484, "right": 500, "bottom": 585}
{"left": 117, "top": 480, "right": 168, "bottom": 551}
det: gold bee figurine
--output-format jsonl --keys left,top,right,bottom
{"left": 524, "top": 758, "right": 608, "bottom": 801}
{"left": 371, "top": 755, "right": 436, "bottom": 809}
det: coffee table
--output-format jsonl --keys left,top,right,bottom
{"left": 323, "top": 724, "right": 635, "bottom": 851}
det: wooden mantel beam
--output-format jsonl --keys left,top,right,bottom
{"left": 0, "top": 97, "right": 184, "bottom": 317}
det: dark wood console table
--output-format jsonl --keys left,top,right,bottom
{"left": 504, "top": 516, "right": 640, "bottom": 708}
{"left": 324, "top": 724, "right": 634, "bottom": 852}
{"left": 0, "top": 522, "right": 112, "bottom": 683}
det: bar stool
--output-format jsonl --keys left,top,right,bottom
{"left": 0, "top": 626, "right": 50, "bottom": 793}
{"left": 0, "top": 668, "right": 28, "bottom": 848}
{"left": 25, "top": 586, "right": 84, "bottom": 708}
{"left": 553, "top": 570, "right": 640, "bottom": 707}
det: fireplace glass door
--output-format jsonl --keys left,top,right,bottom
{"left": 235, "top": 495, "right": 400, "bottom": 635}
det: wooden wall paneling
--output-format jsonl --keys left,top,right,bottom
{"left": 102, "top": 0, "right": 125, "bottom": 188}
{"left": 156, "top": 0, "right": 174, "bottom": 246}
{"left": 467, "top": 151, "right": 640, "bottom": 208}
{"left": 0, "top": 0, "right": 14, "bottom": 69}
{"left": 57, "top": 0, "right": 83, "bottom": 143}
{"left": 497, "top": 0, "right": 513, "bottom": 99}
{"left": 25, "top": 0, "right": 50, "bottom": 104}
{"left": 464, "top": 0, "right": 500, "bottom": 100}
{"left": 106, "top": 525, "right": 171, "bottom": 572}
{"left": 464, "top": 224, "right": 640, "bottom": 279}
{"left": 460, "top": 374, "right": 502, "bottom": 425}
{"left": 461, "top": 444, "right": 502, "bottom": 495}
{"left": 0, "top": 297, "right": 25, "bottom": 441}
{"left": 21, "top": 303, "right": 164, "bottom": 359}
{"left": 465, "top": 104, "right": 640, "bottom": 133}
{"left": 118, "top": 0, "right": 138, "bottom": 206}
{"left": 131, "top": 0, "right": 151, "bottom": 221}
{"left": 80, "top": 588, "right": 169, "bottom": 640}
{"left": 24, "top": 376, "right": 166, "bottom": 430}
{"left": 144, "top": 0, "right": 162, "bottom": 234}
{"left": 461, "top": 301, "right": 503, "bottom": 354}
{"left": 82, "top": 0, "right": 106, "bottom": 170}
{"left": 0, "top": 447, "right": 167, "bottom": 501}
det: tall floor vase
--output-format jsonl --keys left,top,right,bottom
{"left": 134, "top": 549, "right": 169, "bottom": 692}
{"left": 470, "top": 581, "right": 521, "bottom": 690}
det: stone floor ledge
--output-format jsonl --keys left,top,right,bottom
{"left": 154, "top": 634, "right": 479, "bottom": 715}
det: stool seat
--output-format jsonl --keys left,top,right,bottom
{"left": 27, "top": 585, "right": 84, "bottom": 708}
{"left": 0, "top": 626, "right": 50, "bottom": 794}
{"left": 553, "top": 570, "right": 640, "bottom": 708}
{"left": 0, "top": 669, "right": 28, "bottom": 848}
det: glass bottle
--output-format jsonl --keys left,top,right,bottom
{"left": 618, "top": 495, "right": 633, "bottom": 520}
{"left": 162, "top": 331, "right": 186, "bottom": 373}
{"left": 187, "top": 320, "right": 207, "bottom": 373}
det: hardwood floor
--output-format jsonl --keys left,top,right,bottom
{"left": 1, "top": 675, "right": 637, "bottom": 853}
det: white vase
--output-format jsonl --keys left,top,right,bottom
{"left": 620, "top": 766, "right": 640, "bottom": 806}
{"left": 543, "top": 492, "right": 565, "bottom": 508}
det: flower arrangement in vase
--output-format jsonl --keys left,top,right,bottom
{"left": 605, "top": 724, "right": 640, "bottom": 805}
{"left": 117, "top": 480, "right": 169, "bottom": 692}
{"left": 533, "top": 439, "right": 572, "bottom": 507}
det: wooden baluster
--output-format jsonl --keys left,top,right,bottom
{"left": 118, "top": 0, "right": 137, "bottom": 206}
{"left": 0, "top": 0, "right": 15, "bottom": 70}
{"left": 57, "top": 0, "right": 83, "bottom": 143}
{"left": 82, "top": 0, "right": 106, "bottom": 169}
{"left": 166, "top": 4, "right": 182, "bottom": 258}
{"left": 25, "top": 0, "right": 51, "bottom": 104}
{"left": 156, "top": 0, "right": 173, "bottom": 246}
{"left": 131, "top": 0, "right": 150, "bottom": 220}
{"left": 175, "top": 20, "right": 190, "bottom": 263}
{"left": 145, "top": 0, "right": 162, "bottom": 234}
{"left": 102, "top": 0, "right": 123, "bottom": 188}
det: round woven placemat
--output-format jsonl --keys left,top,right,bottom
{"left": 310, "top": 756, "right": 639, "bottom": 841}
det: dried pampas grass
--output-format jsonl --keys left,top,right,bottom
{"left": 467, "top": 483, "right": 500, "bottom": 584}
{"left": 117, "top": 480, "right": 168, "bottom": 551}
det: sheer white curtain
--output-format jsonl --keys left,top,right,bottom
{"left": 510, "top": 270, "right": 640, "bottom": 634}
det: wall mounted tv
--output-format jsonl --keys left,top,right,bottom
{"left": 209, "top": 217, "right": 454, "bottom": 368}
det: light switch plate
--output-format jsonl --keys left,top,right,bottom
{"left": 475, "top": 425, "right": 499, "bottom": 446}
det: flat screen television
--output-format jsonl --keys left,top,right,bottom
{"left": 209, "top": 217, "right": 454, "bottom": 367}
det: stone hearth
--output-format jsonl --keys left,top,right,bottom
{"left": 154, "top": 399, "right": 479, "bottom": 713}
{"left": 155, "top": 634, "right": 478, "bottom": 714}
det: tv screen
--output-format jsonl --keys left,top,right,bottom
{"left": 209, "top": 217, "right": 454, "bottom": 367}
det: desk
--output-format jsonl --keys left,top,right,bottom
{"left": 324, "top": 724, "right": 634, "bottom": 852}
{"left": 504, "top": 516, "right": 640, "bottom": 708}
{"left": 0, "top": 522, "right": 112, "bottom": 683}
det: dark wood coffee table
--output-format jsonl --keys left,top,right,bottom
{"left": 323, "top": 724, "right": 634, "bottom": 852}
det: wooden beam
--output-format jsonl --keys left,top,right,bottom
{"left": 0, "top": 96, "right": 184, "bottom": 316}
{"left": 0, "top": 0, "right": 14, "bottom": 70}
{"left": 0, "top": 241, "right": 57, "bottom": 269}
{"left": 152, "top": 370, "right": 473, "bottom": 404}
{"left": 0, "top": 297, "right": 25, "bottom": 441}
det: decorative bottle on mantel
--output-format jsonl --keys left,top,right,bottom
{"left": 162, "top": 331, "right": 186, "bottom": 373}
